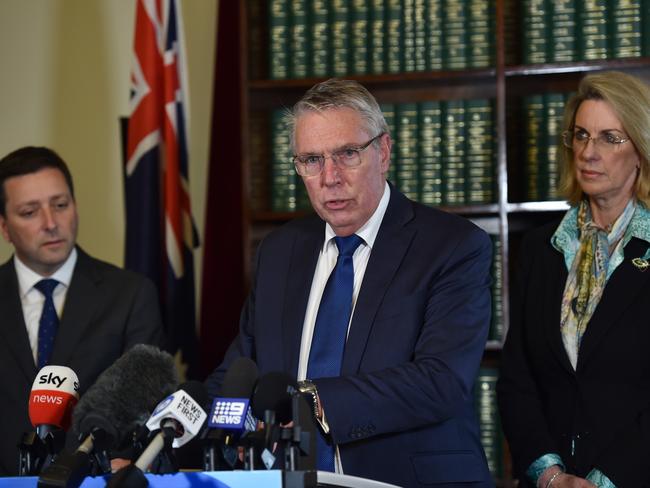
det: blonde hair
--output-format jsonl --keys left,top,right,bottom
{"left": 558, "top": 71, "right": 650, "bottom": 206}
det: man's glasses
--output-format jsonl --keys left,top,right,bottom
{"left": 293, "top": 133, "right": 384, "bottom": 177}
{"left": 561, "top": 128, "right": 630, "bottom": 153}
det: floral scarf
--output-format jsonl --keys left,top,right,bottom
{"left": 559, "top": 199, "right": 636, "bottom": 369}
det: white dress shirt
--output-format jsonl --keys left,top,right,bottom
{"left": 297, "top": 182, "right": 391, "bottom": 473}
{"left": 14, "top": 248, "right": 77, "bottom": 364}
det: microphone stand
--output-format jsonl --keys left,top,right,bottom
{"left": 18, "top": 427, "right": 66, "bottom": 476}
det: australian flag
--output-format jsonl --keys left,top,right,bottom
{"left": 124, "top": 0, "right": 200, "bottom": 378}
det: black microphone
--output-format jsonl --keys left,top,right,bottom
{"left": 107, "top": 381, "right": 208, "bottom": 488}
{"left": 37, "top": 344, "right": 179, "bottom": 488}
{"left": 251, "top": 372, "right": 316, "bottom": 471}
{"left": 203, "top": 357, "right": 259, "bottom": 470}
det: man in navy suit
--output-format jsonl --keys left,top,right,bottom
{"left": 206, "top": 79, "right": 494, "bottom": 487}
{"left": 0, "top": 147, "right": 164, "bottom": 476}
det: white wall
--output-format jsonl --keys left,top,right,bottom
{"left": 0, "top": 0, "right": 218, "bottom": 296}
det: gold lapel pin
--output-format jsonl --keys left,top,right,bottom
{"left": 632, "top": 257, "right": 649, "bottom": 272}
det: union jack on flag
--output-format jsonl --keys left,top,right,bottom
{"left": 124, "top": 0, "right": 199, "bottom": 377}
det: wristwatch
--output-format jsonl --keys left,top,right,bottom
{"left": 297, "top": 379, "right": 321, "bottom": 420}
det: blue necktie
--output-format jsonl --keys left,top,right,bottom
{"left": 35, "top": 279, "right": 59, "bottom": 369}
{"left": 307, "top": 234, "right": 363, "bottom": 471}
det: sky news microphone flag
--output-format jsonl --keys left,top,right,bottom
{"left": 125, "top": 0, "right": 199, "bottom": 377}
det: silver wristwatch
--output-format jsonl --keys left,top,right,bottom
{"left": 297, "top": 379, "right": 320, "bottom": 420}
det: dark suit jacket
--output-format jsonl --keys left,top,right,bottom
{"left": 207, "top": 188, "right": 494, "bottom": 487}
{"left": 0, "top": 247, "right": 165, "bottom": 476}
{"left": 497, "top": 219, "right": 650, "bottom": 487}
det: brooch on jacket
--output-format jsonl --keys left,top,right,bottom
{"left": 632, "top": 249, "right": 650, "bottom": 271}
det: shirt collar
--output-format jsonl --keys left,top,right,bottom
{"left": 14, "top": 247, "right": 78, "bottom": 298}
{"left": 324, "top": 181, "right": 391, "bottom": 249}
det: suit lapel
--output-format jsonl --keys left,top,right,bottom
{"left": 541, "top": 250, "right": 574, "bottom": 373}
{"left": 0, "top": 259, "right": 38, "bottom": 381}
{"left": 342, "top": 190, "right": 415, "bottom": 375}
{"left": 577, "top": 238, "right": 650, "bottom": 370}
{"left": 50, "top": 249, "right": 100, "bottom": 366}
{"left": 282, "top": 218, "right": 323, "bottom": 376}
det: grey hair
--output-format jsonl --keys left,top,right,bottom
{"left": 285, "top": 78, "right": 389, "bottom": 152}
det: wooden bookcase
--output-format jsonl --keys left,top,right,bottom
{"left": 212, "top": 1, "right": 650, "bottom": 485}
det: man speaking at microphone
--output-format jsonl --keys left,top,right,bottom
{"left": 206, "top": 79, "right": 494, "bottom": 487}
{"left": 0, "top": 146, "right": 165, "bottom": 476}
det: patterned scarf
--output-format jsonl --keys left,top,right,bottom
{"left": 560, "top": 199, "right": 636, "bottom": 369}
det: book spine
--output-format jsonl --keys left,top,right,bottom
{"left": 550, "top": 0, "right": 577, "bottom": 62}
{"left": 270, "top": 110, "right": 297, "bottom": 212}
{"left": 330, "top": 0, "right": 351, "bottom": 76}
{"left": 474, "top": 367, "right": 504, "bottom": 480}
{"left": 442, "top": 100, "right": 467, "bottom": 205}
{"left": 444, "top": 0, "right": 469, "bottom": 70}
{"left": 542, "top": 93, "right": 565, "bottom": 201}
{"left": 382, "top": 103, "right": 399, "bottom": 185}
{"left": 524, "top": 94, "right": 544, "bottom": 201}
{"left": 414, "top": 0, "right": 427, "bottom": 71}
{"left": 396, "top": 103, "right": 420, "bottom": 201}
{"left": 311, "top": 0, "right": 331, "bottom": 77}
{"left": 290, "top": 0, "right": 311, "bottom": 78}
{"left": 578, "top": 0, "right": 608, "bottom": 60}
{"left": 643, "top": 0, "right": 650, "bottom": 56}
{"left": 386, "top": 0, "right": 403, "bottom": 73}
{"left": 466, "top": 99, "right": 495, "bottom": 205}
{"left": 468, "top": 0, "right": 494, "bottom": 68}
{"left": 523, "top": 0, "right": 550, "bottom": 64}
{"left": 418, "top": 101, "right": 443, "bottom": 207}
{"left": 402, "top": 0, "right": 417, "bottom": 72}
{"left": 610, "top": 0, "right": 642, "bottom": 58}
{"left": 425, "top": 0, "right": 443, "bottom": 70}
{"left": 269, "top": 0, "right": 290, "bottom": 79}
{"left": 489, "top": 234, "right": 504, "bottom": 342}
{"left": 351, "top": 0, "right": 370, "bottom": 74}
{"left": 370, "top": 0, "right": 387, "bottom": 74}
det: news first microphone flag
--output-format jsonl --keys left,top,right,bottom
{"left": 124, "top": 0, "right": 200, "bottom": 378}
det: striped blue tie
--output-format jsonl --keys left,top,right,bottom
{"left": 35, "top": 279, "right": 59, "bottom": 369}
{"left": 307, "top": 234, "right": 363, "bottom": 471}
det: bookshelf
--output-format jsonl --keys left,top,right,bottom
{"left": 214, "top": 1, "right": 650, "bottom": 485}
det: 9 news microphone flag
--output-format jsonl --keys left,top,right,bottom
{"left": 124, "top": 0, "right": 199, "bottom": 378}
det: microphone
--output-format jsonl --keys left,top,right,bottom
{"left": 203, "top": 357, "right": 259, "bottom": 470}
{"left": 107, "top": 381, "right": 208, "bottom": 488}
{"left": 37, "top": 344, "right": 178, "bottom": 488}
{"left": 251, "top": 372, "right": 316, "bottom": 471}
{"left": 18, "top": 366, "right": 80, "bottom": 475}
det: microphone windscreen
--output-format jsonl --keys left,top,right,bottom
{"left": 29, "top": 365, "right": 80, "bottom": 431}
{"left": 220, "top": 357, "right": 258, "bottom": 399}
{"left": 72, "top": 344, "right": 179, "bottom": 446}
{"left": 250, "top": 371, "right": 298, "bottom": 424}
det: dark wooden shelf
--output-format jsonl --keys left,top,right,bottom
{"left": 248, "top": 68, "right": 498, "bottom": 108}
{"left": 507, "top": 201, "right": 570, "bottom": 213}
{"left": 505, "top": 57, "right": 650, "bottom": 78}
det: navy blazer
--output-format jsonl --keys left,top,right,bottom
{"left": 0, "top": 248, "right": 165, "bottom": 476}
{"left": 497, "top": 219, "right": 650, "bottom": 487}
{"left": 207, "top": 188, "right": 494, "bottom": 487}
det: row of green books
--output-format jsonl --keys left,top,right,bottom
{"left": 269, "top": 99, "right": 497, "bottom": 212}
{"left": 474, "top": 366, "right": 504, "bottom": 480}
{"left": 268, "top": 0, "right": 495, "bottom": 80}
{"left": 524, "top": 92, "right": 572, "bottom": 202}
{"left": 523, "top": 0, "right": 650, "bottom": 64}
